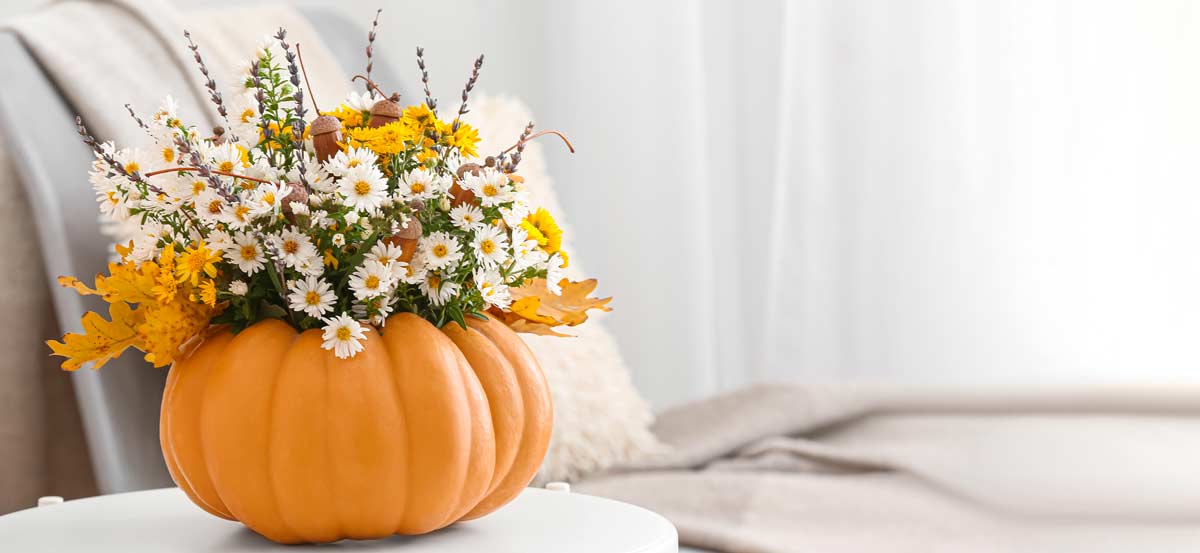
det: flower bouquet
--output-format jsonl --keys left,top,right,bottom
{"left": 47, "top": 12, "right": 609, "bottom": 544}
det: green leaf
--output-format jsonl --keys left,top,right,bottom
{"left": 259, "top": 301, "right": 288, "bottom": 320}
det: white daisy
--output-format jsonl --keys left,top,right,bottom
{"left": 420, "top": 272, "right": 461, "bottom": 306}
{"left": 206, "top": 142, "right": 249, "bottom": 174}
{"left": 225, "top": 232, "right": 266, "bottom": 274}
{"left": 475, "top": 269, "right": 512, "bottom": 309}
{"left": 324, "top": 146, "right": 377, "bottom": 178}
{"left": 206, "top": 229, "right": 235, "bottom": 252}
{"left": 545, "top": 252, "right": 568, "bottom": 295}
{"left": 461, "top": 167, "right": 512, "bottom": 207}
{"left": 399, "top": 168, "right": 444, "bottom": 201}
{"left": 194, "top": 190, "right": 230, "bottom": 224}
{"left": 273, "top": 228, "right": 317, "bottom": 270}
{"left": 449, "top": 204, "right": 485, "bottom": 231}
{"left": 366, "top": 242, "right": 408, "bottom": 278}
{"left": 332, "top": 233, "right": 346, "bottom": 247}
{"left": 151, "top": 95, "right": 180, "bottom": 127}
{"left": 349, "top": 260, "right": 396, "bottom": 300}
{"left": 229, "top": 280, "right": 249, "bottom": 296}
{"left": 471, "top": 224, "right": 509, "bottom": 268}
{"left": 287, "top": 276, "right": 336, "bottom": 318}
{"left": 321, "top": 314, "right": 368, "bottom": 359}
{"left": 418, "top": 231, "right": 464, "bottom": 270}
{"left": 344, "top": 90, "right": 382, "bottom": 112}
{"left": 338, "top": 165, "right": 388, "bottom": 212}
{"left": 227, "top": 90, "right": 261, "bottom": 143}
{"left": 400, "top": 255, "right": 428, "bottom": 285}
{"left": 510, "top": 226, "right": 548, "bottom": 271}
{"left": 499, "top": 203, "right": 531, "bottom": 228}
{"left": 248, "top": 181, "right": 286, "bottom": 216}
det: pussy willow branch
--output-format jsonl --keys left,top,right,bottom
{"left": 453, "top": 54, "right": 484, "bottom": 132}
{"left": 173, "top": 132, "right": 237, "bottom": 202}
{"left": 416, "top": 46, "right": 437, "bottom": 113}
{"left": 184, "top": 30, "right": 229, "bottom": 129}
{"left": 276, "top": 27, "right": 310, "bottom": 191}
{"left": 75, "top": 116, "right": 165, "bottom": 196}
{"left": 364, "top": 9, "right": 382, "bottom": 93}
{"left": 502, "top": 121, "right": 536, "bottom": 172}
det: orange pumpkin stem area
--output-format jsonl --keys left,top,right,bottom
{"left": 159, "top": 312, "right": 553, "bottom": 543}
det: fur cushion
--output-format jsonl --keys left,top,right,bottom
{"left": 464, "top": 94, "right": 661, "bottom": 482}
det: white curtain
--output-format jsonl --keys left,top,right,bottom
{"left": 528, "top": 0, "right": 1200, "bottom": 408}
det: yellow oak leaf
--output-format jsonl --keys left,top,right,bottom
{"left": 57, "top": 275, "right": 102, "bottom": 296}
{"left": 46, "top": 303, "right": 144, "bottom": 371}
{"left": 505, "top": 278, "right": 612, "bottom": 335}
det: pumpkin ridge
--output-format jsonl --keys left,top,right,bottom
{"left": 377, "top": 320, "right": 411, "bottom": 533}
{"left": 268, "top": 329, "right": 307, "bottom": 541}
{"left": 163, "top": 332, "right": 234, "bottom": 519}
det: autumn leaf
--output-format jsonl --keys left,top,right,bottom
{"left": 46, "top": 303, "right": 144, "bottom": 371}
{"left": 57, "top": 275, "right": 102, "bottom": 296}
{"left": 504, "top": 278, "right": 612, "bottom": 336}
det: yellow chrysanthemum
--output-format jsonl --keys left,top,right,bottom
{"left": 437, "top": 119, "right": 480, "bottom": 158}
{"left": 344, "top": 121, "right": 417, "bottom": 156}
{"left": 138, "top": 297, "right": 216, "bottom": 368}
{"left": 325, "top": 104, "right": 366, "bottom": 129}
{"left": 175, "top": 241, "right": 221, "bottom": 286}
{"left": 521, "top": 208, "right": 564, "bottom": 254}
{"left": 195, "top": 279, "right": 218, "bottom": 307}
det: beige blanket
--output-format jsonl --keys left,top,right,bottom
{"left": 578, "top": 383, "right": 1200, "bottom": 552}
{"left": 0, "top": 0, "right": 346, "bottom": 513}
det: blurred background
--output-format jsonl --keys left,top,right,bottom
{"left": 3, "top": 1, "right": 1200, "bottom": 549}
{"left": 6, "top": 0, "right": 1200, "bottom": 410}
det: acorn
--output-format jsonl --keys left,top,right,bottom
{"left": 384, "top": 215, "right": 423, "bottom": 263}
{"left": 368, "top": 93, "right": 403, "bottom": 128}
{"left": 280, "top": 181, "right": 309, "bottom": 221}
{"left": 449, "top": 162, "right": 483, "bottom": 206}
{"left": 310, "top": 115, "right": 342, "bottom": 164}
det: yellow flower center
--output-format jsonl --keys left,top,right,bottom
{"left": 125, "top": 162, "right": 140, "bottom": 174}
{"left": 365, "top": 275, "right": 380, "bottom": 289}
{"left": 482, "top": 184, "right": 498, "bottom": 197}
{"left": 432, "top": 244, "right": 448, "bottom": 257}
{"left": 262, "top": 192, "right": 276, "bottom": 206}
{"left": 347, "top": 159, "right": 361, "bottom": 168}
{"left": 240, "top": 109, "right": 254, "bottom": 123}
{"left": 206, "top": 200, "right": 222, "bottom": 214}
{"left": 410, "top": 182, "right": 426, "bottom": 194}
{"left": 283, "top": 240, "right": 298, "bottom": 254}
{"left": 187, "top": 254, "right": 207, "bottom": 271}
{"left": 427, "top": 275, "right": 441, "bottom": 288}
{"left": 162, "top": 148, "right": 174, "bottom": 163}
{"left": 239, "top": 245, "right": 257, "bottom": 261}
{"left": 192, "top": 181, "right": 206, "bottom": 195}
{"left": 354, "top": 180, "right": 371, "bottom": 196}
{"left": 218, "top": 161, "right": 235, "bottom": 172}
{"left": 235, "top": 205, "right": 250, "bottom": 221}
{"left": 336, "top": 326, "right": 351, "bottom": 340}
{"left": 480, "top": 240, "right": 496, "bottom": 254}
{"left": 305, "top": 291, "right": 321, "bottom": 306}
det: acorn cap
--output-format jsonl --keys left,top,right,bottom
{"left": 370, "top": 99, "right": 402, "bottom": 119}
{"left": 310, "top": 114, "right": 341, "bottom": 135}
{"left": 393, "top": 216, "right": 422, "bottom": 240}
{"left": 456, "top": 162, "right": 483, "bottom": 180}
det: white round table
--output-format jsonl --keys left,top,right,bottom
{"left": 0, "top": 487, "right": 678, "bottom": 552}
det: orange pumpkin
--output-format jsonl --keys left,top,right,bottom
{"left": 158, "top": 312, "right": 553, "bottom": 543}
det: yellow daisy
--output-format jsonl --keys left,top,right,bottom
{"left": 175, "top": 241, "right": 222, "bottom": 285}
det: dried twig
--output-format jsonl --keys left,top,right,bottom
{"left": 173, "top": 133, "right": 237, "bottom": 202}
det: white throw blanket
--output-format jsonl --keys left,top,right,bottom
{"left": 578, "top": 383, "right": 1200, "bottom": 552}
{"left": 0, "top": 0, "right": 347, "bottom": 511}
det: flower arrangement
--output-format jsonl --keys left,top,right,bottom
{"left": 48, "top": 23, "right": 610, "bottom": 370}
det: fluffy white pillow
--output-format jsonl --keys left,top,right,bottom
{"left": 464, "top": 94, "right": 661, "bottom": 483}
